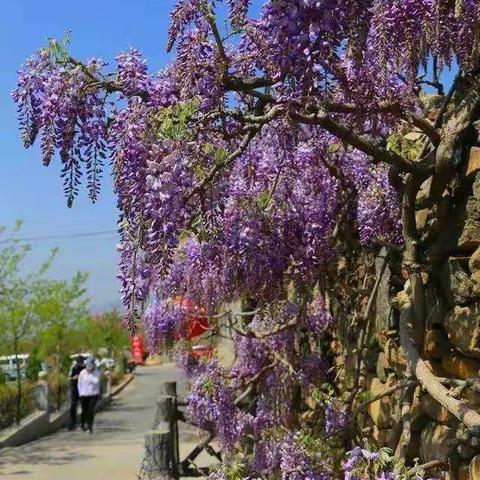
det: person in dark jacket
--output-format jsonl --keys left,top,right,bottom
{"left": 68, "top": 356, "right": 85, "bottom": 430}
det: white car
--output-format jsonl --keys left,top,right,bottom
{"left": 0, "top": 354, "right": 29, "bottom": 380}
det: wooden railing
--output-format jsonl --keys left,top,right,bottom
{"left": 138, "top": 381, "right": 216, "bottom": 480}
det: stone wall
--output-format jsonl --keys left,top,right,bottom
{"left": 331, "top": 166, "right": 480, "bottom": 479}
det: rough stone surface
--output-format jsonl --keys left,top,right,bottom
{"left": 385, "top": 338, "right": 407, "bottom": 375}
{"left": 367, "top": 378, "right": 396, "bottom": 429}
{"left": 425, "top": 287, "right": 446, "bottom": 326}
{"left": 420, "top": 422, "right": 455, "bottom": 462}
{"left": 375, "top": 352, "right": 387, "bottom": 382}
{"left": 442, "top": 352, "right": 480, "bottom": 380}
{"left": 468, "top": 147, "right": 480, "bottom": 178}
{"left": 417, "top": 177, "right": 433, "bottom": 205}
{"left": 420, "top": 394, "right": 455, "bottom": 425}
{"left": 441, "top": 259, "right": 473, "bottom": 306}
{"left": 472, "top": 271, "right": 480, "bottom": 298}
{"left": 459, "top": 174, "right": 480, "bottom": 252}
{"left": 416, "top": 208, "right": 430, "bottom": 230}
{"left": 470, "top": 247, "right": 480, "bottom": 273}
{"left": 424, "top": 359, "right": 450, "bottom": 377}
{"left": 470, "top": 454, "right": 480, "bottom": 480}
{"left": 424, "top": 327, "right": 451, "bottom": 360}
{"left": 459, "top": 463, "right": 471, "bottom": 480}
{"left": 411, "top": 387, "right": 429, "bottom": 434}
{"left": 372, "top": 426, "right": 397, "bottom": 448}
{"left": 444, "top": 306, "right": 480, "bottom": 359}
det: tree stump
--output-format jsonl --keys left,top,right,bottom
{"left": 152, "top": 395, "right": 174, "bottom": 430}
{"left": 138, "top": 429, "right": 176, "bottom": 480}
{"left": 139, "top": 392, "right": 178, "bottom": 479}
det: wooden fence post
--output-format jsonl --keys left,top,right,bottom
{"left": 162, "top": 382, "right": 180, "bottom": 470}
{"left": 139, "top": 395, "right": 178, "bottom": 480}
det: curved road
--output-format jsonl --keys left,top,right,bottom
{"left": 0, "top": 364, "right": 204, "bottom": 480}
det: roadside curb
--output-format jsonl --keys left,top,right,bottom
{"left": 111, "top": 373, "right": 135, "bottom": 397}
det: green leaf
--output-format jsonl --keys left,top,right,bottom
{"left": 214, "top": 147, "right": 229, "bottom": 164}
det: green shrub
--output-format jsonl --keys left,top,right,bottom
{"left": 25, "top": 353, "right": 42, "bottom": 381}
{"left": 0, "top": 382, "right": 36, "bottom": 430}
{"left": 111, "top": 370, "right": 126, "bottom": 386}
{"left": 47, "top": 370, "right": 69, "bottom": 410}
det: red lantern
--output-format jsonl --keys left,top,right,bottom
{"left": 130, "top": 334, "right": 146, "bottom": 365}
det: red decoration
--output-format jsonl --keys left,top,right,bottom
{"left": 130, "top": 334, "right": 146, "bottom": 365}
{"left": 174, "top": 296, "right": 211, "bottom": 340}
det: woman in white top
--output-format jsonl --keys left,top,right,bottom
{"left": 78, "top": 357, "right": 101, "bottom": 433}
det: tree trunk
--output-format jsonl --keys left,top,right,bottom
{"left": 14, "top": 336, "right": 22, "bottom": 424}
{"left": 399, "top": 306, "right": 480, "bottom": 428}
{"left": 56, "top": 345, "right": 61, "bottom": 410}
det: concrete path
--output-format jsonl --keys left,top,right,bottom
{"left": 0, "top": 364, "right": 207, "bottom": 480}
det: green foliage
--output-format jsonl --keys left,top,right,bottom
{"left": 255, "top": 190, "right": 272, "bottom": 210}
{"left": 192, "top": 144, "right": 230, "bottom": 182}
{"left": 47, "top": 369, "right": 69, "bottom": 410}
{"left": 210, "top": 454, "right": 247, "bottom": 480}
{"left": 46, "top": 31, "right": 71, "bottom": 64}
{"left": 151, "top": 98, "right": 200, "bottom": 141}
{"left": 25, "top": 349, "right": 42, "bottom": 381}
{"left": 225, "top": 455, "right": 247, "bottom": 480}
{"left": 0, "top": 222, "right": 59, "bottom": 357}
{"left": 202, "top": 376, "right": 215, "bottom": 395}
{"left": 35, "top": 272, "right": 90, "bottom": 362}
{"left": 386, "top": 132, "right": 422, "bottom": 162}
{"left": 82, "top": 310, "right": 130, "bottom": 358}
{"left": 311, "top": 383, "right": 336, "bottom": 405}
{"left": 214, "top": 146, "right": 229, "bottom": 165}
{"left": 349, "top": 442, "right": 426, "bottom": 480}
{"left": 0, "top": 223, "right": 89, "bottom": 424}
{"left": 0, "top": 382, "right": 36, "bottom": 430}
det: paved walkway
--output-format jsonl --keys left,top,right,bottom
{"left": 0, "top": 364, "right": 206, "bottom": 480}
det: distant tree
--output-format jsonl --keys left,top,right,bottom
{"left": 83, "top": 310, "right": 130, "bottom": 362}
{"left": 36, "top": 272, "right": 89, "bottom": 408}
{"left": 0, "top": 223, "right": 57, "bottom": 422}
{"left": 24, "top": 347, "right": 42, "bottom": 382}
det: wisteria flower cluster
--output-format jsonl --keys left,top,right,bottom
{"left": 186, "top": 360, "right": 240, "bottom": 449}
{"left": 343, "top": 446, "right": 435, "bottom": 480}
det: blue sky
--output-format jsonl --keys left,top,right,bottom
{"left": 0, "top": 1, "right": 181, "bottom": 310}
{"left": 0, "top": 1, "right": 264, "bottom": 311}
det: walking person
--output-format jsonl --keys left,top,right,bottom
{"left": 78, "top": 357, "right": 101, "bottom": 433}
{"left": 68, "top": 355, "right": 84, "bottom": 431}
